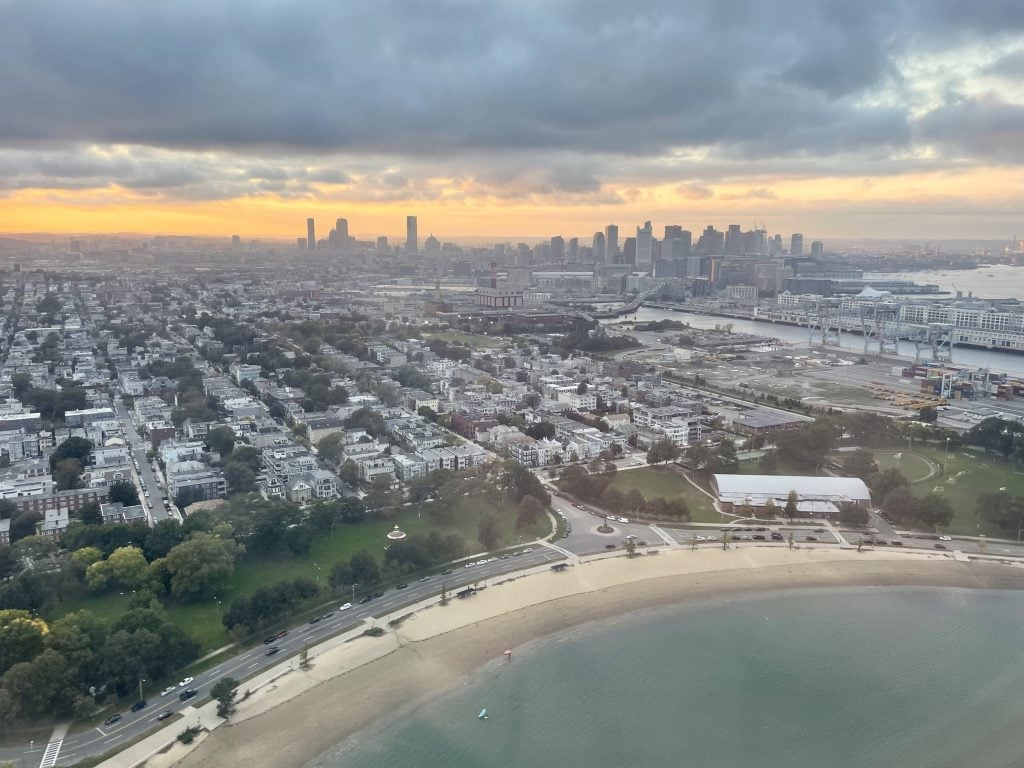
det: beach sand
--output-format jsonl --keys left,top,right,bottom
{"left": 169, "top": 547, "right": 1024, "bottom": 768}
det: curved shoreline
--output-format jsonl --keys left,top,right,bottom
{"left": 168, "top": 551, "right": 1024, "bottom": 768}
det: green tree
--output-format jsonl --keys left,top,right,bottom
{"left": 478, "top": 514, "right": 500, "bottom": 551}
{"left": 917, "top": 493, "right": 954, "bottom": 529}
{"left": 49, "top": 436, "right": 92, "bottom": 471}
{"left": 347, "top": 549, "right": 381, "bottom": 585}
{"left": 108, "top": 479, "right": 140, "bottom": 506}
{"left": 78, "top": 500, "right": 104, "bottom": 525}
{"left": 2, "top": 649, "right": 75, "bottom": 717}
{"left": 784, "top": 490, "right": 799, "bottom": 521}
{"left": 646, "top": 438, "right": 680, "bottom": 465}
{"left": 763, "top": 498, "right": 778, "bottom": 520}
{"left": 0, "top": 609, "right": 49, "bottom": 675}
{"left": 842, "top": 449, "right": 876, "bottom": 478}
{"left": 624, "top": 539, "right": 637, "bottom": 556}
{"left": 838, "top": 503, "right": 870, "bottom": 528}
{"left": 9, "top": 511, "right": 41, "bottom": 543}
{"left": 515, "top": 495, "right": 545, "bottom": 530}
{"left": 86, "top": 545, "right": 151, "bottom": 592}
{"left": 317, "top": 433, "right": 345, "bottom": 465}
{"left": 206, "top": 426, "right": 236, "bottom": 457}
{"left": 339, "top": 460, "right": 360, "bottom": 487}
{"left": 223, "top": 462, "right": 256, "bottom": 494}
{"left": 162, "top": 533, "right": 244, "bottom": 602}
{"left": 53, "top": 458, "right": 84, "bottom": 491}
{"left": 211, "top": 676, "right": 240, "bottom": 718}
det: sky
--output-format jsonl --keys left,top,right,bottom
{"left": 1, "top": 0, "right": 1023, "bottom": 242}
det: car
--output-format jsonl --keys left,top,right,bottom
{"left": 934, "top": 543, "right": 947, "bottom": 550}
{"left": 308, "top": 616, "right": 321, "bottom": 624}
{"left": 476, "top": 559, "right": 487, "bottom": 565}
{"left": 104, "top": 714, "right": 122, "bottom": 726}
{"left": 419, "top": 575, "right": 432, "bottom": 582}
{"left": 464, "top": 562, "right": 474, "bottom": 568}
{"left": 805, "top": 536, "right": 818, "bottom": 542}
{"left": 441, "top": 569, "right": 453, "bottom": 575}
{"left": 157, "top": 711, "right": 174, "bottom": 721}
{"left": 500, "top": 554, "right": 510, "bottom": 560}
{"left": 144, "top": 490, "right": 150, "bottom": 497}
{"left": 696, "top": 535, "right": 706, "bottom": 542}
{"left": 938, "top": 535, "right": 952, "bottom": 541}
{"left": 752, "top": 534, "right": 766, "bottom": 540}
{"left": 754, "top": 527, "right": 767, "bottom": 532}
{"left": 320, "top": 611, "right": 333, "bottom": 619}
{"left": 131, "top": 700, "right": 147, "bottom": 712}
{"left": 770, "top": 532, "right": 784, "bottom": 541}
{"left": 742, "top": 527, "right": 753, "bottom": 531}
{"left": 618, "top": 517, "right": 630, "bottom": 524}
{"left": 372, "top": 591, "right": 384, "bottom": 598}
{"left": 891, "top": 540, "right": 904, "bottom": 546}
{"left": 814, "top": 528, "right": 825, "bottom": 533}
{"left": 265, "top": 646, "right": 280, "bottom": 656}
{"left": 161, "top": 685, "right": 177, "bottom": 696}
{"left": 339, "top": 602, "right": 353, "bottom": 611}
{"left": 523, "top": 547, "right": 533, "bottom": 552}
{"left": 487, "top": 557, "right": 498, "bottom": 562}
{"left": 705, "top": 535, "right": 718, "bottom": 542}
{"left": 179, "top": 689, "right": 198, "bottom": 701}
{"left": 275, "top": 630, "right": 289, "bottom": 639}
{"left": 263, "top": 636, "right": 277, "bottom": 644}
{"left": 178, "top": 677, "right": 194, "bottom": 687}
{"left": 359, "top": 595, "right": 373, "bottom": 604}
{"left": 396, "top": 583, "right": 408, "bottom": 589}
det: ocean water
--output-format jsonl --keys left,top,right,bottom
{"left": 310, "top": 588, "right": 1024, "bottom": 768}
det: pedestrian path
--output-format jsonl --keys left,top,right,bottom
{"left": 39, "top": 723, "right": 69, "bottom": 768}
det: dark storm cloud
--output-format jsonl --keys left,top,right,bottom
{"left": 1, "top": 0, "right": 1022, "bottom": 201}
{"left": 918, "top": 95, "right": 1024, "bottom": 163}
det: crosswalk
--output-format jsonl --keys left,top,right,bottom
{"left": 648, "top": 524, "right": 677, "bottom": 546}
{"left": 39, "top": 737, "right": 63, "bottom": 768}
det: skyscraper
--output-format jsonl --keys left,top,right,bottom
{"left": 725, "top": 224, "right": 742, "bottom": 255}
{"left": 605, "top": 224, "right": 619, "bottom": 263}
{"left": 592, "top": 231, "right": 605, "bottom": 263}
{"left": 406, "top": 216, "right": 418, "bottom": 253}
{"left": 550, "top": 235, "right": 565, "bottom": 263}
{"left": 306, "top": 218, "right": 316, "bottom": 251}
{"left": 664, "top": 225, "right": 683, "bottom": 241}
{"left": 336, "top": 217, "right": 349, "bottom": 242}
{"left": 811, "top": 240, "right": 824, "bottom": 257}
{"left": 790, "top": 233, "right": 804, "bottom": 256}
{"left": 636, "top": 221, "right": 653, "bottom": 268}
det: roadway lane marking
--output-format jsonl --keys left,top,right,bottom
{"left": 247, "top": 662, "right": 259, "bottom": 669}
{"left": 93, "top": 728, "right": 106, "bottom": 737}
{"left": 39, "top": 738, "right": 63, "bottom": 768}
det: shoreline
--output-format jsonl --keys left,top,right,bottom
{"left": 167, "top": 550, "right": 1024, "bottom": 768}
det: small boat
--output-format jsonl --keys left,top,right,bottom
{"left": 478, "top": 708, "right": 488, "bottom": 720}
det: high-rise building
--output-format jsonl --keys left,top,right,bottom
{"left": 376, "top": 236, "right": 389, "bottom": 251}
{"left": 636, "top": 221, "right": 653, "bottom": 268}
{"left": 568, "top": 237, "right": 579, "bottom": 260}
{"left": 336, "top": 217, "right": 349, "bottom": 244}
{"left": 623, "top": 237, "right": 637, "bottom": 264}
{"left": 811, "top": 240, "right": 824, "bottom": 257}
{"left": 406, "top": 216, "right": 418, "bottom": 253}
{"left": 550, "top": 236, "right": 565, "bottom": 263}
{"left": 697, "top": 225, "right": 724, "bottom": 254}
{"left": 231, "top": 235, "right": 241, "bottom": 246}
{"left": 725, "top": 224, "right": 742, "bottom": 255}
{"left": 664, "top": 225, "right": 683, "bottom": 241}
{"left": 790, "top": 233, "right": 804, "bottom": 256}
{"left": 605, "top": 224, "right": 619, "bottom": 262}
{"left": 297, "top": 237, "right": 307, "bottom": 249}
{"left": 592, "top": 231, "right": 606, "bottom": 263}
{"left": 306, "top": 218, "right": 316, "bottom": 251}
{"left": 424, "top": 235, "right": 441, "bottom": 258}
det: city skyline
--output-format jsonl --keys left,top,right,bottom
{"left": 1, "top": 1, "right": 1022, "bottom": 240}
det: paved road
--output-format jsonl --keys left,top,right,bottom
{"left": 3, "top": 547, "right": 563, "bottom": 767}
{"left": 114, "top": 401, "right": 177, "bottom": 524}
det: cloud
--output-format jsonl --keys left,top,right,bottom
{"left": 0, "top": 0, "right": 1022, "bottom": 209}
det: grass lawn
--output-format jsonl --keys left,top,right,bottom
{"left": 610, "top": 466, "right": 718, "bottom": 523}
{"left": 46, "top": 502, "right": 548, "bottom": 652}
{"left": 873, "top": 450, "right": 935, "bottom": 483}
{"left": 423, "top": 331, "right": 501, "bottom": 348}
{"left": 738, "top": 457, "right": 814, "bottom": 477}
{"left": 873, "top": 445, "right": 1024, "bottom": 536}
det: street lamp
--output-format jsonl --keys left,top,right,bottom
{"left": 138, "top": 677, "right": 146, "bottom": 703}
{"left": 351, "top": 583, "right": 357, "bottom": 603}
{"left": 944, "top": 436, "right": 951, "bottom": 475}
{"left": 313, "top": 562, "right": 320, "bottom": 583}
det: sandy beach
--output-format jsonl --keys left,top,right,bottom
{"left": 167, "top": 547, "right": 1024, "bottom": 768}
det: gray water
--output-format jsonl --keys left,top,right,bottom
{"left": 310, "top": 588, "right": 1024, "bottom": 768}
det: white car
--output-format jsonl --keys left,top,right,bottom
{"left": 339, "top": 602, "right": 352, "bottom": 611}
{"left": 938, "top": 535, "right": 952, "bottom": 541}
{"left": 696, "top": 535, "right": 706, "bottom": 542}
{"left": 178, "top": 677, "right": 194, "bottom": 687}
{"left": 523, "top": 547, "right": 533, "bottom": 552}
{"left": 617, "top": 517, "right": 629, "bottom": 524}
{"left": 464, "top": 562, "right": 474, "bottom": 568}
{"left": 476, "top": 559, "right": 488, "bottom": 566}
{"left": 161, "top": 686, "right": 177, "bottom": 697}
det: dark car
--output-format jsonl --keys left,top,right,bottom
{"left": 104, "top": 714, "right": 122, "bottom": 726}
{"left": 263, "top": 636, "right": 277, "bottom": 644}
{"left": 373, "top": 591, "right": 384, "bottom": 598}
{"left": 157, "top": 711, "right": 174, "bottom": 721}
{"left": 805, "top": 535, "right": 818, "bottom": 542}
{"left": 308, "top": 616, "right": 321, "bottom": 624}
{"left": 358, "top": 595, "right": 373, "bottom": 604}
{"left": 752, "top": 534, "right": 766, "bottom": 540}
{"left": 265, "top": 646, "right": 280, "bottom": 656}
{"left": 441, "top": 569, "right": 453, "bottom": 575}
{"left": 891, "top": 540, "right": 904, "bottom": 546}
{"left": 179, "top": 689, "right": 198, "bottom": 702}
{"left": 396, "top": 583, "right": 408, "bottom": 590}
{"left": 934, "top": 543, "right": 947, "bottom": 550}
{"left": 131, "top": 700, "right": 147, "bottom": 713}
{"left": 814, "top": 528, "right": 825, "bottom": 533}
{"left": 770, "top": 532, "right": 784, "bottom": 541}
